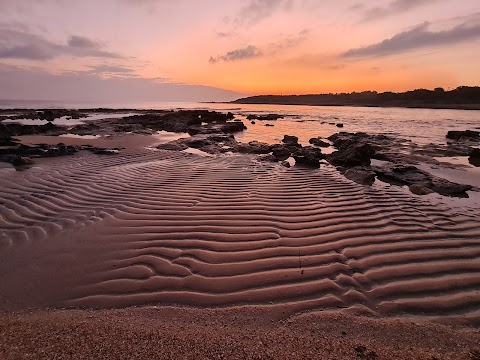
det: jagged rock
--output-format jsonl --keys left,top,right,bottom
{"left": 344, "top": 167, "right": 376, "bottom": 185}
{"left": 447, "top": 130, "right": 480, "bottom": 141}
{"left": 309, "top": 137, "right": 330, "bottom": 147}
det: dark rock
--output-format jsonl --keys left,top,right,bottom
{"left": 247, "top": 114, "right": 283, "bottom": 121}
{"left": 12, "top": 156, "right": 34, "bottom": 166}
{"left": 282, "top": 135, "right": 299, "bottom": 145}
{"left": 187, "top": 121, "right": 246, "bottom": 135}
{"left": 336, "top": 123, "right": 344, "bottom": 128}
{"left": 375, "top": 164, "right": 472, "bottom": 197}
{"left": 328, "top": 142, "right": 375, "bottom": 167}
{"left": 251, "top": 121, "right": 256, "bottom": 124}
{"left": 281, "top": 160, "right": 291, "bottom": 168}
{"left": 272, "top": 146, "right": 291, "bottom": 161}
{"left": 91, "top": 148, "right": 120, "bottom": 155}
{"left": 235, "top": 141, "right": 272, "bottom": 154}
{"left": 257, "top": 154, "right": 277, "bottom": 162}
{"left": 469, "top": 148, "right": 480, "bottom": 167}
{"left": 309, "top": 137, "right": 330, "bottom": 147}
{"left": 265, "top": 124, "right": 274, "bottom": 127}
{"left": 0, "top": 124, "right": 17, "bottom": 146}
{"left": 409, "top": 184, "right": 434, "bottom": 195}
{"left": 293, "top": 155, "right": 320, "bottom": 168}
{"left": 344, "top": 167, "right": 376, "bottom": 185}
{"left": 447, "top": 130, "right": 480, "bottom": 141}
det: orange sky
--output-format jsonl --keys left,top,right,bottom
{"left": 0, "top": 0, "right": 479, "bottom": 100}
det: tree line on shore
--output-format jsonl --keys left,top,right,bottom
{"left": 232, "top": 86, "right": 480, "bottom": 109}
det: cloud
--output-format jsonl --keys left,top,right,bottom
{"left": 0, "top": 63, "right": 244, "bottom": 102}
{"left": 357, "top": 0, "right": 443, "bottom": 22}
{"left": 235, "top": 0, "right": 293, "bottom": 25}
{"left": 0, "top": 25, "right": 121, "bottom": 60}
{"left": 209, "top": 45, "right": 262, "bottom": 64}
{"left": 342, "top": 21, "right": 480, "bottom": 58}
{"left": 268, "top": 28, "right": 310, "bottom": 52}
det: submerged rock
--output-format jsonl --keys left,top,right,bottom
{"left": 247, "top": 114, "right": 283, "bottom": 121}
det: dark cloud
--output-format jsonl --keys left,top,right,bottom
{"left": 342, "top": 21, "right": 480, "bottom": 58}
{"left": 0, "top": 24, "right": 121, "bottom": 60}
{"left": 357, "top": 0, "right": 442, "bottom": 22}
{"left": 209, "top": 45, "right": 262, "bottom": 64}
{"left": 235, "top": 0, "right": 292, "bottom": 25}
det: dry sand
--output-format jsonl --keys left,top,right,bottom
{"left": 1, "top": 134, "right": 480, "bottom": 359}
{"left": 2, "top": 307, "right": 480, "bottom": 360}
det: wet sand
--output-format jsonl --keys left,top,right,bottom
{"left": 1, "top": 134, "right": 480, "bottom": 358}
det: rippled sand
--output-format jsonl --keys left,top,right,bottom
{"left": 1, "top": 135, "right": 480, "bottom": 328}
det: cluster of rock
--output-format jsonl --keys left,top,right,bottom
{"left": 1, "top": 109, "right": 87, "bottom": 122}
{"left": 322, "top": 131, "right": 478, "bottom": 197}
{"left": 118, "top": 110, "right": 245, "bottom": 135}
{"left": 0, "top": 142, "right": 121, "bottom": 167}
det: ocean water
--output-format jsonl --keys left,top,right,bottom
{"left": 1, "top": 100, "right": 479, "bottom": 146}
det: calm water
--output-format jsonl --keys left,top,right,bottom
{"left": 1, "top": 100, "right": 479, "bottom": 146}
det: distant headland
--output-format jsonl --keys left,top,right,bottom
{"left": 232, "top": 86, "right": 480, "bottom": 110}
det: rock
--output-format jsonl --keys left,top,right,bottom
{"left": 265, "top": 124, "right": 274, "bottom": 127}
{"left": 257, "top": 154, "right": 277, "bottom": 162}
{"left": 327, "top": 142, "right": 375, "bottom": 167}
{"left": 11, "top": 156, "right": 34, "bottom": 166}
{"left": 336, "top": 123, "right": 344, "bottom": 128}
{"left": 344, "top": 167, "right": 376, "bottom": 185}
{"left": 187, "top": 121, "right": 246, "bottom": 135}
{"left": 469, "top": 148, "right": 480, "bottom": 167}
{"left": 409, "top": 184, "right": 435, "bottom": 195}
{"left": 247, "top": 114, "right": 283, "bottom": 121}
{"left": 447, "top": 130, "right": 480, "bottom": 141}
{"left": 272, "top": 146, "right": 291, "bottom": 161}
{"left": 251, "top": 121, "right": 256, "bottom": 124}
{"left": 375, "top": 164, "right": 472, "bottom": 197}
{"left": 293, "top": 155, "right": 320, "bottom": 168}
{"left": 91, "top": 148, "right": 120, "bottom": 155}
{"left": 282, "top": 135, "right": 299, "bottom": 145}
{"left": 309, "top": 137, "right": 330, "bottom": 147}
{"left": 235, "top": 141, "right": 271, "bottom": 154}
{"left": 0, "top": 124, "right": 16, "bottom": 146}
{"left": 281, "top": 160, "right": 291, "bottom": 168}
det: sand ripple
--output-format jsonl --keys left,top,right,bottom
{"left": 1, "top": 150, "right": 480, "bottom": 324}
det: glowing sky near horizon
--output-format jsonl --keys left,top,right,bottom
{"left": 0, "top": 0, "right": 479, "bottom": 101}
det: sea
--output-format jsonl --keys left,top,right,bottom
{"left": 1, "top": 99, "right": 479, "bottom": 147}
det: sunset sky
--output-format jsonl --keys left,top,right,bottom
{"left": 1, "top": 0, "right": 480, "bottom": 101}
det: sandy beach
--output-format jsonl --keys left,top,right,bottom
{"left": 1, "top": 117, "right": 480, "bottom": 358}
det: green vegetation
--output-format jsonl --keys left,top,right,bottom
{"left": 233, "top": 86, "right": 480, "bottom": 110}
